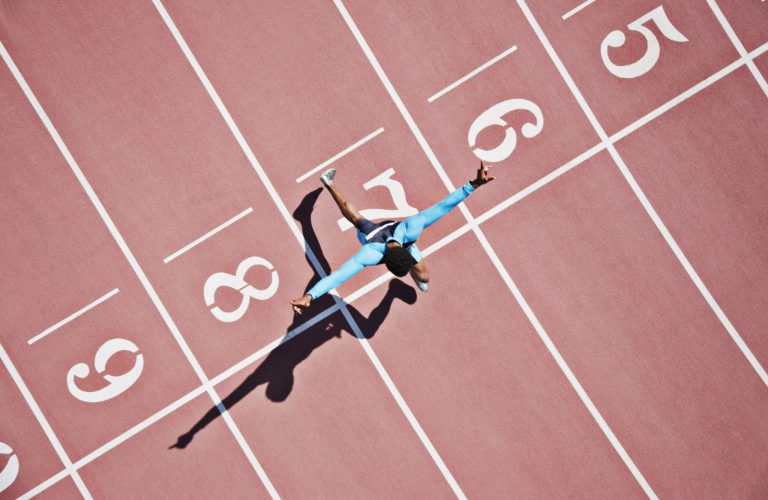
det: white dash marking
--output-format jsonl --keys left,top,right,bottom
{"left": 562, "top": 0, "right": 597, "bottom": 21}
{"left": 296, "top": 127, "right": 384, "bottom": 183}
{"left": 28, "top": 288, "right": 119, "bottom": 345}
{"left": 428, "top": 45, "right": 518, "bottom": 103}
{"left": 163, "top": 207, "right": 253, "bottom": 263}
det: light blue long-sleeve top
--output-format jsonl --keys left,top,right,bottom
{"left": 306, "top": 181, "right": 476, "bottom": 299}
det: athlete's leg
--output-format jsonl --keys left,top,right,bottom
{"left": 321, "top": 169, "right": 364, "bottom": 227}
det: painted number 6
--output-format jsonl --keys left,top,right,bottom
{"left": 66, "top": 339, "right": 144, "bottom": 403}
{"left": 467, "top": 99, "right": 544, "bottom": 163}
{"left": 601, "top": 5, "right": 688, "bottom": 79}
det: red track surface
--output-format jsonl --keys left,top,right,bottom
{"left": 1, "top": 1, "right": 767, "bottom": 498}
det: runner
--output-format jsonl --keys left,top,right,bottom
{"left": 291, "top": 161, "right": 495, "bottom": 314}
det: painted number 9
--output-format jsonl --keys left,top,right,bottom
{"left": 66, "top": 338, "right": 144, "bottom": 403}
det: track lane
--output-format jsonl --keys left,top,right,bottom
{"left": 482, "top": 151, "right": 768, "bottom": 497}
{"left": 615, "top": 67, "right": 768, "bottom": 374}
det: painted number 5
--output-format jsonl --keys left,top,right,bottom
{"left": 467, "top": 99, "right": 543, "bottom": 163}
{"left": 67, "top": 339, "right": 144, "bottom": 403}
{"left": 601, "top": 5, "right": 688, "bottom": 79}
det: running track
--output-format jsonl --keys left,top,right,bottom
{"left": 1, "top": 1, "right": 767, "bottom": 498}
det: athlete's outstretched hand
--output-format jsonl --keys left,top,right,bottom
{"left": 471, "top": 160, "right": 495, "bottom": 188}
{"left": 290, "top": 294, "right": 312, "bottom": 315}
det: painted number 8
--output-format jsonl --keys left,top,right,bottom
{"left": 204, "top": 256, "right": 279, "bottom": 323}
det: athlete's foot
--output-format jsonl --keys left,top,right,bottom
{"left": 320, "top": 168, "right": 336, "bottom": 186}
{"left": 413, "top": 277, "right": 429, "bottom": 292}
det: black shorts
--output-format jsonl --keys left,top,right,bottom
{"left": 355, "top": 219, "right": 396, "bottom": 245}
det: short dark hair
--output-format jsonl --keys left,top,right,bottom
{"left": 383, "top": 245, "right": 413, "bottom": 277}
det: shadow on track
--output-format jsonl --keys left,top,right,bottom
{"left": 170, "top": 188, "right": 416, "bottom": 449}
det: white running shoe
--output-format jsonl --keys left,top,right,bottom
{"left": 414, "top": 279, "right": 429, "bottom": 292}
{"left": 320, "top": 168, "right": 336, "bottom": 186}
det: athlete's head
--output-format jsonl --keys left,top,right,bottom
{"left": 383, "top": 244, "right": 413, "bottom": 277}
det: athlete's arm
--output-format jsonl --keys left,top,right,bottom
{"left": 291, "top": 244, "right": 382, "bottom": 314}
{"left": 399, "top": 161, "right": 495, "bottom": 241}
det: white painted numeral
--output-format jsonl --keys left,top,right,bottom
{"left": 601, "top": 5, "right": 688, "bottom": 79}
{"left": 467, "top": 99, "right": 544, "bottom": 163}
{"left": 337, "top": 168, "right": 417, "bottom": 231}
{"left": 204, "top": 256, "right": 279, "bottom": 323}
{"left": 66, "top": 339, "right": 143, "bottom": 403}
{"left": 0, "top": 442, "right": 19, "bottom": 493}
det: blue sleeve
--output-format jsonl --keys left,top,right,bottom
{"left": 306, "top": 244, "right": 383, "bottom": 300}
{"left": 398, "top": 182, "right": 475, "bottom": 242}
{"left": 407, "top": 244, "right": 423, "bottom": 263}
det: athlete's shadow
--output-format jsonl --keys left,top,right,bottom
{"left": 170, "top": 188, "right": 416, "bottom": 449}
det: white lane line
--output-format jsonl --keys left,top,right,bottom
{"left": 0, "top": 343, "right": 92, "bottom": 499}
{"left": 518, "top": 0, "right": 768, "bottom": 388}
{"left": 608, "top": 145, "right": 768, "bottom": 385}
{"left": 562, "top": 0, "right": 596, "bottom": 21}
{"left": 475, "top": 143, "right": 605, "bottom": 225}
{"left": 163, "top": 207, "right": 253, "bottom": 264}
{"left": 1, "top": 28, "right": 277, "bottom": 500}
{"left": 155, "top": 0, "right": 462, "bottom": 497}
{"left": 427, "top": 45, "right": 518, "bottom": 103}
{"left": 28, "top": 288, "right": 119, "bottom": 345}
{"left": 18, "top": 469, "right": 70, "bottom": 500}
{"left": 707, "top": 0, "right": 768, "bottom": 98}
{"left": 336, "top": 0, "right": 659, "bottom": 497}
{"left": 609, "top": 58, "right": 745, "bottom": 144}
{"left": 296, "top": 127, "right": 384, "bottom": 183}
